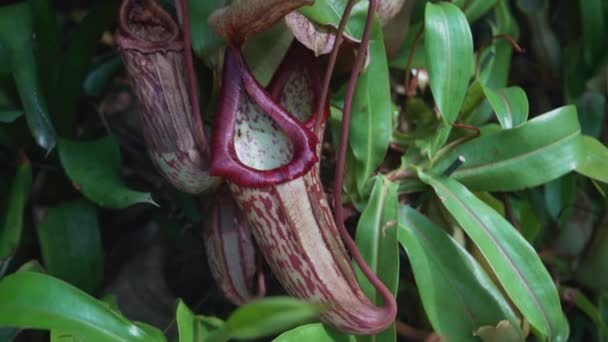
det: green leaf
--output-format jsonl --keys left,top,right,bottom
{"left": 561, "top": 288, "right": 608, "bottom": 335}
{"left": 354, "top": 176, "right": 399, "bottom": 342}
{"left": 418, "top": 172, "right": 569, "bottom": 341}
{"left": 0, "top": 155, "right": 32, "bottom": 273}
{"left": 207, "top": 297, "right": 323, "bottom": 341}
{"left": 298, "top": 0, "right": 367, "bottom": 40}
{"left": 575, "top": 136, "right": 608, "bottom": 183}
{"left": 83, "top": 55, "right": 123, "bottom": 97}
{"left": 31, "top": 0, "right": 61, "bottom": 98}
{"left": 424, "top": 2, "right": 474, "bottom": 123}
{"left": 188, "top": 0, "right": 224, "bottom": 62}
{"left": 576, "top": 91, "right": 605, "bottom": 138}
{"left": 243, "top": 22, "right": 294, "bottom": 87}
{"left": 576, "top": 213, "right": 608, "bottom": 290}
{"left": 177, "top": 300, "right": 223, "bottom": 342}
{"left": 0, "top": 110, "right": 23, "bottom": 123}
{"left": 398, "top": 205, "right": 521, "bottom": 341}
{"left": 58, "top": 137, "right": 156, "bottom": 209}
{"left": 51, "top": 1, "right": 119, "bottom": 135}
{"left": 273, "top": 323, "right": 355, "bottom": 342}
{"left": 0, "top": 272, "right": 166, "bottom": 341}
{"left": 482, "top": 86, "right": 529, "bottom": 128}
{"left": 432, "top": 106, "right": 582, "bottom": 191}
{"left": 349, "top": 19, "right": 392, "bottom": 194}
{"left": 388, "top": 22, "right": 425, "bottom": 70}
{"left": 0, "top": 1, "right": 57, "bottom": 152}
{"left": 579, "top": 0, "right": 607, "bottom": 66}
{"left": 37, "top": 200, "right": 103, "bottom": 294}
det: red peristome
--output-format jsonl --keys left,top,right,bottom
{"left": 209, "top": 46, "right": 318, "bottom": 187}
{"left": 226, "top": 42, "right": 396, "bottom": 333}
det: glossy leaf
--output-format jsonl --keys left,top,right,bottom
{"left": 188, "top": 0, "right": 224, "bottom": 62}
{"left": 299, "top": 0, "right": 367, "bottom": 40}
{"left": 483, "top": 86, "right": 529, "bottom": 128}
{"left": 58, "top": 137, "right": 156, "bottom": 209}
{"left": 0, "top": 1, "right": 57, "bottom": 151}
{"left": 0, "top": 155, "right": 32, "bottom": 269}
{"left": 83, "top": 55, "right": 123, "bottom": 97}
{"left": 207, "top": 297, "right": 323, "bottom": 341}
{"left": 354, "top": 176, "right": 399, "bottom": 342}
{"left": 424, "top": 2, "right": 474, "bottom": 123}
{"left": 576, "top": 91, "right": 605, "bottom": 139}
{"left": 418, "top": 172, "right": 569, "bottom": 341}
{"left": 0, "top": 110, "right": 23, "bottom": 123}
{"left": 51, "top": 2, "right": 118, "bottom": 135}
{"left": 349, "top": 19, "right": 392, "bottom": 194}
{"left": 455, "top": 0, "right": 500, "bottom": 22}
{"left": 0, "top": 272, "right": 166, "bottom": 341}
{"left": 398, "top": 205, "right": 521, "bottom": 341}
{"left": 37, "top": 200, "right": 103, "bottom": 294}
{"left": 575, "top": 136, "right": 608, "bottom": 183}
{"left": 432, "top": 106, "right": 582, "bottom": 191}
{"left": 177, "top": 300, "right": 223, "bottom": 342}
{"left": 273, "top": 323, "right": 354, "bottom": 342}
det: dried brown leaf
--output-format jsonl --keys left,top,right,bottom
{"left": 285, "top": 11, "right": 335, "bottom": 56}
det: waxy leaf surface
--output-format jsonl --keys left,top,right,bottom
{"left": 424, "top": 2, "right": 474, "bottom": 123}
{"left": 0, "top": 272, "right": 166, "bottom": 341}
{"left": 58, "top": 137, "right": 155, "bottom": 209}
{"left": 274, "top": 323, "right": 354, "bottom": 342}
{"left": 432, "top": 106, "right": 581, "bottom": 191}
{"left": 483, "top": 86, "right": 529, "bottom": 128}
{"left": 419, "top": 172, "right": 569, "bottom": 341}
{"left": 575, "top": 135, "right": 608, "bottom": 183}
{"left": 398, "top": 206, "right": 520, "bottom": 341}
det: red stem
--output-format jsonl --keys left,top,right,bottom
{"left": 313, "top": 0, "right": 357, "bottom": 135}
{"left": 332, "top": 0, "right": 397, "bottom": 321}
{"left": 178, "top": 0, "right": 210, "bottom": 159}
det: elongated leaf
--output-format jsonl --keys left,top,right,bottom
{"left": 188, "top": 0, "right": 224, "bottom": 62}
{"left": 424, "top": 2, "right": 474, "bottom": 123}
{"left": 31, "top": 0, "right": 60, "bottom": 98}
{"left": 349, "top": 19, "right": 392, "bottom": 194}
{"left": 0, "top": 154, "right": 32, "bottom": 271}
{"left": 177, "top": 300, "right": 223, "bottom": 342}
{"left": 273, "top": 323, "right": 355, "bottom": 342}
{"left": 83, "top": 55, "right": 123, "bottom": 97}
{"left": 432, "top": 106, "right": 582, "bottom": 191}
{"left": 0, "top": 2, "right": 56, "bottom": 151}
{"left": 299, "top": 0, "right": 367, "bottom": 40}
{"left": 0, "top": 110, "right": 23, "bottom": 123}
{"left": 579, "top": 0, "right": 607, "bottom": 65}
{"left": 483, "top": 86, "right": 528, "bottom": 128}
{"left": 51, "top": 2, "right": 118, "bottom": 135}
{"left": 457, "top": 0, "right": 500, "bottom": 22}
{"left": 37, "top": 200, "right": 103, "bottom": 294}
{"left": 0, "top": 272, "right": 166, "bottom": 341}
{"left": 58, "top": 137, "right": 156, "bottom": 209}
{"left": 398, "top": 205, "right": 521, "bottom": 341}
{"left": 207, "top": 297, "right": 323, "bottom": 341}
{"left": 418, "top": 172, "right": 569, "bottom": 341}
{"left": 354, "top": 176, "right": 399, "bottom": 342}
{"left": 575, "top": 136, "right": 608, "bottom": 183}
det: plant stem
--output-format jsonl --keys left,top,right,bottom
{"left": 333, "top": 0, "right": 397, "bottom": 319}
{"left": 313, "top": 0, "right": 357, "bottom": 135}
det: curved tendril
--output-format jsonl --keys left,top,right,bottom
{"left": 333, "top": 0, "right": 397, "bottom": 320}
{"left": 313, "top": 0, "right": 357, "bottom": 135}
{"left": 178, "top": 0, "right": 210, "bottom": 159}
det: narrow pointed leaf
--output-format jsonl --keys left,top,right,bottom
{"left": 37, "top": 200, "right": 103, "bottom": 294}
{"left": 424, "top": 2, "right": 474, "bottom": 123}
{"left": 432, "top": 106, "right": 582, "bottom": 191}
{"left": 176, "top": 300, "right": 223, "bottom": 342}
{"left": 354, "top": 176, "right": 399, "bottom": 342}
{"left": 398, "top": 205, "right": 521, "bottom": 341}
{"left": 273, "top": 323, "right": 354, "bottom": 342}
{"left": 349, "top": 19, "right": 392, "bottom": 194}
{"left": 575, "top": 135, "right": 608, "bottom": 183}
{"left": 0, "top": 154, "right": 32, "bottom": 266}
{"left": 0, "top": 2, "right": 56, "bottom": 151}
{"left": 0, "top": 272, "right": 166, "bottom": 341}
{"left": 58, "top": 137, "right": 156, "bottom": 209}
{"left": 483, "top": 86, "right": 529, "bottom": 128}
{"left": 418, "top": 172, "right": 569, "bottom": 341}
